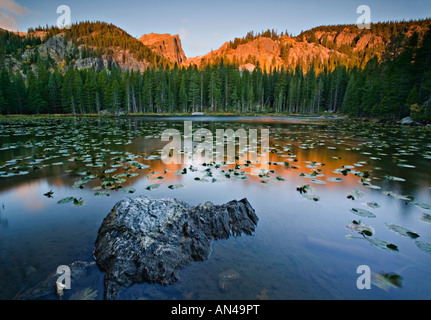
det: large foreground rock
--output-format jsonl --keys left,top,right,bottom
{"left": 93, "top": 195, "right": 258, "bottom": 300}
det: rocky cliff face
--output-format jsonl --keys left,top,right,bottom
{"left": 187, "top": 35, "right": 346, "bottom": 72}
{"left": 2, "top": 32, "right": 150, "bottom": 73}
{"left": 38, "top": 34, "right": 149, "bottom": 72}
{"left": 4, "top": 19, "right": 429, "bottom": 74}
{"left": 184, "top": 21, "right": 430, "bottom": 72}
{"left": 310, "top": 27, "right": 386, "bottom": 52}
{"left": 139, "top": 33, "right": 187, "bottom": 65}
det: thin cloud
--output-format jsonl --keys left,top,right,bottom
{"left": 179, "top": 28, "right": 189, "bottom": 38}
{"left": 0, "top": 0, "right": 30, "bottom": 31}
{"left": 0, "top": 10, "right": 16, "bottom": 30}
{"left": 187, "top": 40, "right": 208, "bottom": 54}
{"left": 0, "top": 0, "right": 29, "bottom": 16}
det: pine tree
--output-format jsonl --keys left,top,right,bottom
{"left": 0, "top": 88, "right": 7, "bottom": 114}
{"left": 188, "top": 71, "right": 199, "bottom": 112}
{"left": 178, "top": 73, "right": 188, "bottom": 113}
{"left": 48, "top": 71, "right": 62, "bottom": 113}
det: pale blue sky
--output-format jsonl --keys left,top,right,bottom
{"left": 1, "top": 0, "right": 430, "bottom": 57}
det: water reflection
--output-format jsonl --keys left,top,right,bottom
{"left": 0, "top": 116, "right": 430, "bottom": 300}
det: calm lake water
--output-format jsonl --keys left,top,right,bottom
{"left": 0, "top": 115, "right": 431, "bottom": 300}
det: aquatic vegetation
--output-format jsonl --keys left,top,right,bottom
{"left": 122, "top": 188, "right": 136, "bottom": 194}
{"left": 382, "top": 191, "right": 414, "bottom": 201}
{"left": 347, "top": 190, "right": 365, "bottom": 200}
{"left": 385, "top": 223, "right": 419, "bottom": 239}
{"left": 73, "top": 197, "right": 85, "bottom": 207}
{"left": 69, "top": 287, "right": 98, "bottom": 300}
{"left": 385, "top": 175, "right": 406, "bottom": 182}
{"left": 94, "top": 191, "right": 111, "bottom": 197}
{"left": 168, "top": 184, "right": 185, "bottom": 190}
{"left": 350, "top": 208, "right": 376, "bottom": 218}
{"left": 422, "top": 213, "right": 431, "bottom": 223}
{"left": 302, "top": 193, "right": 320, "bottom": 202}
{"left": 43, "top": 190, "right": 54, "bottom": 198}
{"left": 366, "top": 238, "right": 399, "bottom": 252}
{"left": 372, "top": 272, "right": 403, "bottom": 291}
{"left": 146, "top": 184, "right": 161, "bottom": 190}
{"left": 364, "top": 202, "right": 380, "bottom": 209}
{"left": 57, "top": 197, "right": 75, "bottom": 204}
{"left": 346, "top": 220, "right": 375, "bottom": 237}
{"left": 310, "top": 179, "right": 327, "bottom": 185}
{"left": 57, "top": 196, "right": 84, "bottom": 206}
{"left": 2, "top": 116, "right": 431, "bottom": 300}
{"left": 415, "top": 241, "right": 431, "bottom": 255}
{"left": 412, "top": 202, "right": 431, "bottom": 210}
{"left": 296, "top": 185, "right": 310, "bottom": 194}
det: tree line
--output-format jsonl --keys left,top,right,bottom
{"left": 0, "top": 23, "right": 430, "bottom": 121}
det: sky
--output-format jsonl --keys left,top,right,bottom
{"left": 1, "top": 0, "right": 430, "bottom": 57}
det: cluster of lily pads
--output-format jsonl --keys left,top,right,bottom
{"left": 1, "top": 118, "right": 431, "bottom": 259}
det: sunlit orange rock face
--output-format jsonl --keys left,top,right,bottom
{"left": 154, "top": 22, "right": 429, "bottom": 73}
{"left": 139, "top": 33, "right": 187, "bottom": 65}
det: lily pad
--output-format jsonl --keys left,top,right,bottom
{"left": 310, "top": 179, "right": 327, "bottom": 185}
{"left": 372, "top": 272, "right": 403, "bottom": 291}
{"left": 365, "top": 202, "right": 380, "bottom": 209}
{"left": 0, "top": 173, "right": 16, "bottom": 178}
{"left": 73, "top": 197, "right": 84, "bottom": 207}
{"left": 362, "top": 181, "right": 381, "bottom": 190}
{"left": 350, "top": 208, "right": 376, "bottom": 218}
{"left": 367, "top": 238, "right": 399, "bottom": 252}
{"left": 94, "top": 191, "right": 111, "bottom": 197}
{"left": 346, "top": 220, "right": 375, "bottom": 236}
{"left": 168, "top": 184, "right": 185, "bottom": 190}
{"left": 300, "top": 173, "right": 323, "bottom": 178}
{"left": 57, "top": 197, "right": 75, "bottom": 204}
{"left": 347, "top": 190, "right": 365, "bottom": 200}
{"left": 302, "top": 194, "right": 320, "bottom": 202}
{"left": 146, "top": 184, "right": 160, "bottom": 190}
{"left": 385, "top": 223, "right": 419, "bottom": 239}
{"left": 296, "top": 185, "right": 310, "bottom": 194}
{"left": 73, "top": 178, "right": 91, "bottom": 189}
{"left": 51, "top": 161, "right": 66, "bottom": 166}
{"left": 69, "top": 287, "right": 98, "bottom": 300}
{"left": 415, "top": 241, "right": 431, "bottom": 255}
{"left": 385, "top": 175, "right": 406, "bottom": 182}
{"left": 122, "top": 188, "right": 136, "bottom": 194}
{"left": 43, "top": 190, "right": 54, "bottom": 198}
{"left": 382, "top": 191, "right": 414, "bottom": 201}
{"left": 422, "top": 213, "right": 431, "bottom": 223}
{"left": 412, "top": 202, "right": 431, "bottom": 210}
{"left": 397, "top": 164, "right": 415, "bottom": 168}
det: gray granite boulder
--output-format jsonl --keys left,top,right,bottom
{"left": 93, "top": 195, "right": 258, "bottom": 300}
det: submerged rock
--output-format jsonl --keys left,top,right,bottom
{"left": 93, "top": 195, "right": 258, "bottom": 300}
{"left": 17, "top": 261, "right": 96, "bottom": 300}
{"left": 218, "top": 268, "right": 241, "bottom": 291}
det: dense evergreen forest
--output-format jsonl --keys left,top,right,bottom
{"left": 0, "top": 21, "right": 430, "bottom": 122}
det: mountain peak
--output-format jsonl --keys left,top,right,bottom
{"left": 138, "top": 33, "right": 186, "bottom": 65}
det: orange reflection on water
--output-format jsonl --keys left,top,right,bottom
{"left": 12, "top": 181, "right": 47, "bottom": 212}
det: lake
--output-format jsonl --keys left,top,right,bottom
{"left": 0, "top": 115, "right": 431, "bottom": 300}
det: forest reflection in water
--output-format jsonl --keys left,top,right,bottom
{"left": 0, "top": 116, "right": 430, "bottom": 300}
